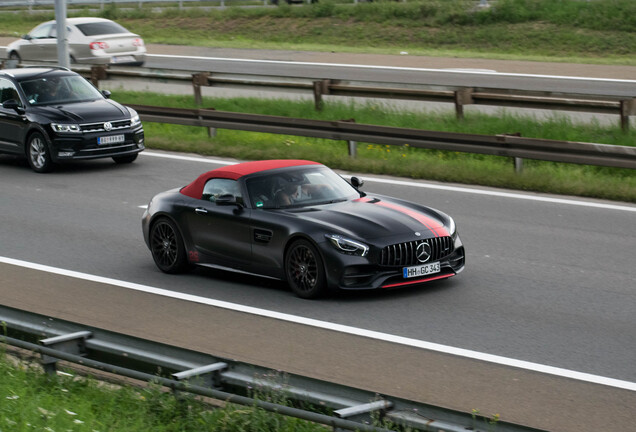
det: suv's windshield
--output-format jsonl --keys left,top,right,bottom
{"left": 246, "top": 166, "right": 359, "bottom": 209}
{"left": 19, "top": 75, "right": 104, "bottom": 106}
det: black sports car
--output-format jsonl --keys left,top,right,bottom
{"left": 142, "top": 160, "right": 465, "bottom": 298}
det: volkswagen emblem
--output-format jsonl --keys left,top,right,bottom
{"left": 416, "top": 241, "right": 432, "bottom": 263}
{"left": 104, "top": 122, "right": 112, "bottom": 131}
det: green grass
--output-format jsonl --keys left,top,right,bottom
{"left": 0, "top": 349, "right": 328, "bottom": 432}
{"left": 113, "top": 90, "right": 636, "bottom": 203}
{"left": 1, "top": 0, "right": 636, "bottom": 64}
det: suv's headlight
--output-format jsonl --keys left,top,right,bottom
{"left": 326, "top": 234, "right": 369, "bottom": 256}
{"left": 130, "top": 114, "right": 141, "bottom": 126}
{"left": 51, "top": 123, "right": 81, "bottom": 133}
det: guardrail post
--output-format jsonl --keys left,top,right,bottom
{"left": 454, "top": 88, "right": 474, "bottom": 120}
{"left": 192, "top": 72, "right": 210, "bottom": 106}
{"left": 313, "top": 79, "right": 331, "bottom": 111}
{"left": 90, "top": 65, "right": 108, "bottom": 88}
{"left": 39, "top": 331, "right": 92, "bottom": 375}
{"left": 620, "top": 98, "right": 635, "bottom": 131}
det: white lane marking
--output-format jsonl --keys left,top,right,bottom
{"left": 141, "top": 151, "right": 636, "bottom": 212}
{"left": 145, "top": 54, "right": 636, "bottom": 84}
{"left": 1, "top": 256, "right": 634, "bottom": 392}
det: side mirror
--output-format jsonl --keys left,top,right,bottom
{"left": 23, "top": 34, "right": 31, "bottom": 41}
{"left": 101, "top": 90, "right": 111, "bottom": 99}
{"left": 351, "top": 177, "right": 364, "bottom": 189}
{"left": 216, "top": 194, "right": 243, "bottom": 209}
{"left": 2, "top": 99, "right": 23, "bottom": 113}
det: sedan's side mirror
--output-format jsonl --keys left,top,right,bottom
{"left": 101, "top": 90, "right": 111, "bottom": 99}
{"left": 23, "top": 34, "right": 31, "bottom": 41}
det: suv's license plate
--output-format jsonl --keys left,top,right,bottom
{"left": 403, "top": 261, "right": 440, "bottom": 279}
{"left": 98, "top": 135, "right": 125, "bottom": 145}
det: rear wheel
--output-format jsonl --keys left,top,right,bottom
{"left": 150, "top": 218, "right": 190, "bottom": 274}
{"left": 26, "top": 132, "right": 54, "bottom": 173}
{"left": 113, "top": 154, "right": 138, "bottom": 164}
{"left": 285, "top": 239, "right": 326, "bottom": 299}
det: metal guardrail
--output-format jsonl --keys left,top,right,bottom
{"left": 0, "top": 305, "right": 544, "bottom": 432}
{"left": 76, "top": 64, "right": 636, "bottom": 131}
{"left": 126, "top": 103, "right": 636, "bottom": 169}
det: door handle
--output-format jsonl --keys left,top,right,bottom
{"left": 194, "top": 207, "right": 208, "bottom": 215}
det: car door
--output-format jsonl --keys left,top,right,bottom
{"left": 184, "top": 178, "right": 253, "bottom": 268}
{"left": 20, "top": 23, "right": 57, "bottom": 62}
{"left": 0, "top": 78, "right": 26, "bottom": 153}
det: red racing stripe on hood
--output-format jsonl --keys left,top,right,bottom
{"left": 355, "top": 197, "right": 448, "bottom": 237}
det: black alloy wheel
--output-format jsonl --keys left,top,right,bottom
{"left": 150, "top": 218, "right": 189, "bottom": 274}
{"left": 285, "top": 239, "right": 326, "bottom": 299}
{"left": 26, "top": 132, "right": 53, "bottom": 173}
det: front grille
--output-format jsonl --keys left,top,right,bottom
{"left": 80, "top": 119, "right": 132, "bottom": 133}
{"left": 380, "top": 237, "right": 453, "bottom": 267}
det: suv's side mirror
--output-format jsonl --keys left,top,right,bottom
{"left": 2, "top": 99, "right": 23, "bottom": 113}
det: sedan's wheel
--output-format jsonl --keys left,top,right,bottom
{"left": 150, "top": 218, "right": 189, "bottom": 274}
{"left": 9, "top": 51, "right": 21, "bottom": 63}
{"left": 285, "top": 239, "right": 326, "bottom": 299}
{"left": 113, "top": 154, "right": 138, "bottom": 164}
{"left": 26, "top": 132, "right": 54, "bottom": 173}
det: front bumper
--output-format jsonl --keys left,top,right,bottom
{"left": 50, "top": 127, "right": 145, "bottom": 161}
{"left": 320, "top": 235, "right": 465, "bottom": 291}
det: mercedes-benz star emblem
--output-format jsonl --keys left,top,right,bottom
{"left": 416, "top": 241, "right": 432, "bottom": 263}
{"left": 104, "top": 122, "right": 112, "bottom": 131}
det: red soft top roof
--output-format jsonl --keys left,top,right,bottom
{"left": 180, "top": 159, "right": 322, "bottom": 199}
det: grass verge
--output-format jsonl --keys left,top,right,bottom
{"left": 113, "top": 90, "right": 636, "bottom": 203}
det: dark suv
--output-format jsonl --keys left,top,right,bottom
{"left": 0, "top": 66, "right": 144, "bottom": 172}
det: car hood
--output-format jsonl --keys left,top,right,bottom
{"left": 284, "top": 195, "right": 450, "bottom": 242}
{"left": 35, "top": 99, "right": 130, "bottom": 123}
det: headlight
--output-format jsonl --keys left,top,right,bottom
{"left": 51, "top": 123, "right": 81, "bottom": 133}
{"left": 325, "top": 234, "right": 369, "bottom": 257}
{"left": 130, "top": 114, "right": 141, "bottom": 126}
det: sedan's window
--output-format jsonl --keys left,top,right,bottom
{"left": 0, "top": 78, "right": 21, "bottom": 107}
{"left": 202, "top": 178, "right": 244, "bottom": 205}
{"left": 75, "top": 22, "right": 130, "bottom": 36}
{"left": 19, "top": 75, "right": 103, "bottom": 106}
{"left": 29, "top": 24, "right": 53, "bottom": 39}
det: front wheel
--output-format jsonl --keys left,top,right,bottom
{"left": 113, "top": 154, "right": 138, "bottom": 164}
{"left": 285, "top": 239, "right": 327, "bottom": 299}
{"left": 149, "top": 218, "right": 190, "bottom": 274}
{"left": 9, "top": 51, "right": 21, "bottom": 63}
{"left": 26, "top": 132, "right": 54, "bottom": 173}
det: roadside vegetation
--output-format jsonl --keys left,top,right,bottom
{"left": 1, "top": 0, "right": 635, "bottom": 63}
{"left": 0, "top": 348, "right": 328, "bottom": 432}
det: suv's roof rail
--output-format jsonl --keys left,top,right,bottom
{"left": 22, "top": 65, "right": 71, "bottom": 72}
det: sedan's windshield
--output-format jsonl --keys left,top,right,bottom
{"left": 19, "top": 75, "right": 104, "bottom": 106}
{"left": 246, "top": 166, "right": 359, "bottom": 209}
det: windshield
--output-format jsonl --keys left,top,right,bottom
{"left": 19, "top": 75, "right": 104, "bottom": 106}
{"left": 246, "top": 166, "right": 359, "bottom": 209}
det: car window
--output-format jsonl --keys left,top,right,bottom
{"left": 29, "top": 23, "right": 54, "bottom": 39}
{"left": 75, "top": 21, "right": 129, "bottom": 36}
{"left": 202, "top": 179, "right": 244, "bottom": 204}
{"left": 19, "top": 75, "right": 103, "bottom": 106}
{"left": 0, "top": 78, "right": 21, "bottom": 107}
{"left": 49, "top": 26, "right": 72, "bottom": 39}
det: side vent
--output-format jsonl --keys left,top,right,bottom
{"left": 253, "top": 229, "right": 273, "bottom": 244}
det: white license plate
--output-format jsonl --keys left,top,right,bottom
{"left": 110, "top": 55, "right": 135, "bottom": 63}
{"left": 403, "top": 261, "right": 440, "bottom": 279}
{"left": 98, "top": 134, "right": 125, "bottom": 145}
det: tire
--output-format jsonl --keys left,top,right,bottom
{"left": 285, "top": 239, "right": 327, "bottom": 299}
{"left": 26, "top": 132, "right": 54, "bottom": 173}
{"left": 113, "top": 154, "right": 138, "bottom": 164}
{"left": 149, "top": 218, "right": 190, "bottom": 274}
{"left": 9, "top": 51, "right": 21, "bottom": 63}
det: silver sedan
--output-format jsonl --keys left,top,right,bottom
{"left": 7, "top": 17, "right": 146, "bottom": 66}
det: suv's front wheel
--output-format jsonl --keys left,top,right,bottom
{"left": 26, "top": 132, "right": 54, "bottom": 173}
